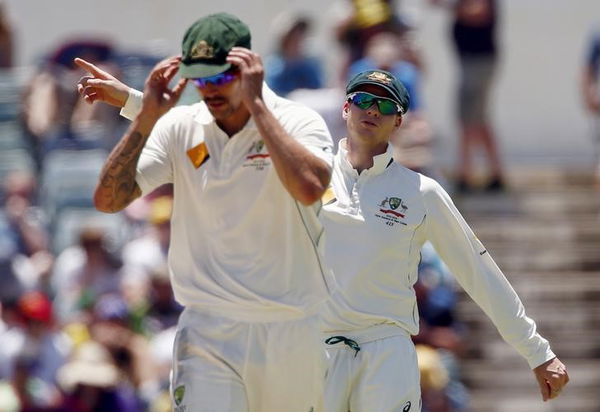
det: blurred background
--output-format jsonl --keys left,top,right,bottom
{"left": 0, "top": 0, "right": 598, "bottom": 411}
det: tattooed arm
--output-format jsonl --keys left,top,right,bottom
{"left": 88, "top": 57, "right": 187, "bottom": 213}
{"left": 93, "top": 117, "right": 153, "bottom": 212}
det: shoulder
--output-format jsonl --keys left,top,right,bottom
{"left": 388, "top": 163, "right": 449, "bottom": 200}
{"left": 152, "top": 102, "right": 208, "bottom": 137}
{"left": 387, "top": 162, "right": 427, "bottom": 189}
{"left": 418, "top": 173, "right": 446, "bottom": 194}
{"left": 159, "top": 102, "right": 206, "bottom": 123}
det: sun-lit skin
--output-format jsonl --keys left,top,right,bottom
{"left": 195, "top": 70, "right": 252, "bottom": 137}
{"left": 344, "top": 84, "right": 402, "bottom": 148}
{"left": 343, "top": 84, "right": 403, "bottom": 173}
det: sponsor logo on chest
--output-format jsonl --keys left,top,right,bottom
{"left": 375, "top": 196, "right": 408, "bottom": 226}
{"left": 244, "top": 140, "right": 271, "bottom": 170}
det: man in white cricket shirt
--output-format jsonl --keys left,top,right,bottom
{"left": 76, "top": 31, "right": 570, "bottom": 412}
{"left": 76, "top": 13, "right": 334, "bottom": 412}
{"left": 318, "top": 69, "right": 569, "bottom": 411}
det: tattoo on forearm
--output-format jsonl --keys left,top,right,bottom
{"left": 97, "top": 131, "right": 145, "bottom": 211}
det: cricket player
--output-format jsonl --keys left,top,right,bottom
{"left": 77, "top": 13, "right": 334, "bottom": 412}
{"left": 318, "top": 69, "right": 569, "bottom": 411}
{"left": 76, "top": 31, "right": 570, "bottom": 412}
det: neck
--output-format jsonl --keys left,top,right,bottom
{"left": 346, "top": 137, "right": 388, "bottom": 174}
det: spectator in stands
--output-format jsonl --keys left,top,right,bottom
{"left": 89, "top": 293, "right": 157, "bottom": 408}
{"left": 413, "top": 242, "right": 470, "bottom": 411}
{"left": 57, "top": 340, "right": 140, "bottom": 412}
{"left": 265, "top": 12, "right": 324, "bottom": 97}
{"left": 431, "top": 0, "right": 505, "bottom": 192}
{"left": 147, "top": 264, "right": 182, "bottom": 332}
{"left": 121, "top": 195, "right": 171, "bottom": 281}
{"left": 581, "top": 23, "right": 600, "bottom": 189}
{"left": 416, "top": 344, "right": 452, "bottom": 412}
{"left": 0, "top": 172, "right": 52, "bottom": 307}
{"left": 51, "top": 225, "right": 122, "bottom": 322}
{"left": 21, "top": 39, "right": 122, "bottom": 154}
{"left": 0, "top": 291, "right": 71, "bottom": 409}
{"left": 331, "top": 0, "right": 408, "bottom": 83}
{"left": 2, "top": 170, "right": 48, "bottom": 258}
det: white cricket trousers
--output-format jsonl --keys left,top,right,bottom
{"left": 324, "top": 328, "right": 421, "bottom": 412}
{"left": 170, "top": 306, "right": 325, "bottom": 412}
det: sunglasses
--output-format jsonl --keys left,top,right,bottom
{"left": 347, "top": 92, "right": 403, "bottom": 115}
{"left": 192, "top": 69, "right": 238, "bottom": 88}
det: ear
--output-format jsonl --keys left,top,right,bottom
{"left": 395, "top": 115, "right": 403, "bottom": 128}
{"left": 342, "top": 101, "right": 350, "bottom": 120}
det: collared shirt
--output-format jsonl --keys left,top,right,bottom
{"left": 319, "top": 138, "right": 554, "bottom": 368}
{"left": 122, "top": 85, "right": 335, "bottom": 321}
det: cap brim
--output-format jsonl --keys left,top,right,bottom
{"left": 179, "top": 62, "right": 232, "bottom": 79}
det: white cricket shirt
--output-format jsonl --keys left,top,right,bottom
{"left": 319, "top": 139, "right": 554, "bottom": 368}
{"left": 121, "top": 86, "right": 335, "bottom": 321}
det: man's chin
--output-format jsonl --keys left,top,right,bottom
{"left": 206, "top": 105, "right": 232, "bottom": 119}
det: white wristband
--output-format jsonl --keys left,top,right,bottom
{"left": 119, "top": 88, "right": 144, "bottom": 121}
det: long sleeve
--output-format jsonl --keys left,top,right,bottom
{"left": 422, "top": 178, "right": 555, "bottom": 369}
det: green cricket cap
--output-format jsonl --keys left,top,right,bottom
{"left": 179, "top": 12, "right": 251, "bottom": 78}
{"left": 346, "top": 69, "right": 410, "bottom": 114}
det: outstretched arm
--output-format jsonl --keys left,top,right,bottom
{"left": 227, "top": 47, "right": 331, "bottom": 205}
{"left": 422, "top": 179, "right": 569, "bottom": 401}
{"left": 75, "top": 57, "right": 187, "bottom": 212}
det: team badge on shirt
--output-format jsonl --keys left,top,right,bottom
{"left": 375, "top": 196, "right": 408, "bottom": 226}
{"left": 244, "top": 140, "right": 271, "bottom": 170}
{"left": 174, "top": 385, "right": 187, "bottom": 411}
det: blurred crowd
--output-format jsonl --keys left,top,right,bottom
{"left": 0, "top": 0, "right": 597, "bottom": 411}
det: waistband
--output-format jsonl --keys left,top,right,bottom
{"left": 184, "top": 299, "right": 324, "bottom": 323}
{"left": 322, "top": 323, "right": 409, "bottom": 345}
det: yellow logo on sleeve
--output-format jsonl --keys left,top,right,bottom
{"left": 321, "top": 187, "right": 336, "bottom": 205}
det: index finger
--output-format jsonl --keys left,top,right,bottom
{"left": 159, "top": 58, "right": 182, "bottom": 81}
{"left": 166, "top": 65, "right": 182, "bottom": 81}
{"left": 74, "top": 57, "right": 110, "bottom": 79}
{"left": 229, "top": 46, "right": 251, "bottom": 54}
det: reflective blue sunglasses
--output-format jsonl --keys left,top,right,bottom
{"left": 347, "top": 91, "right": 402, "bottom": 115}
{"left": 192, "top": 69, "right": 237, "bottom": 88}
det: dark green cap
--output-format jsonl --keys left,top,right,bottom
{"left": 179, "top": 13, "right": 251, "bottom": 78}
{"left": 346, "top": 69, "right": 410, "bottom": 114}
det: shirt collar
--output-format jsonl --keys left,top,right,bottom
{"left": 194, "top": 83, "right": 279, "bottom": 130}
{"left": 336, "top": 138, "right": 394, "bottom": 176}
